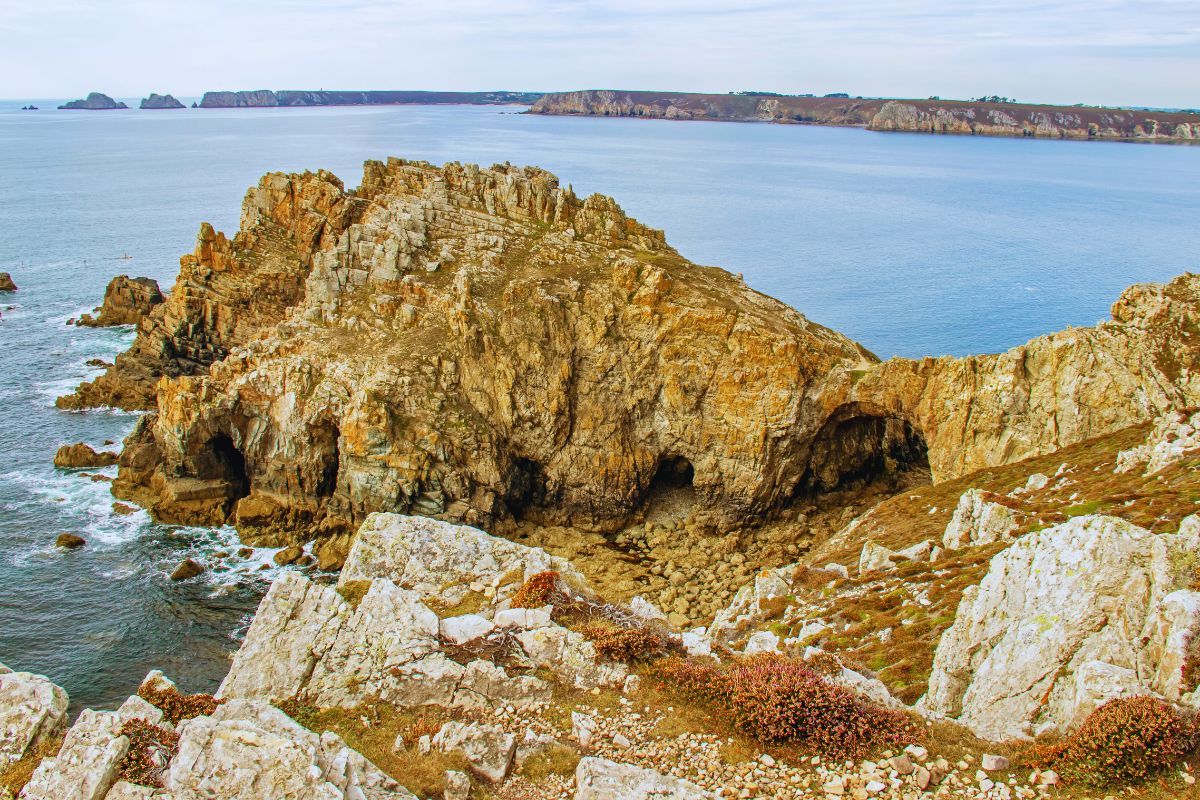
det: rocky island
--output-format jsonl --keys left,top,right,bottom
{"left": 58, "top": 92, "right": 128, "bottom": 110}
{"left": 139, "top": 94, "right": 184, "bottom": 110}
{"left": 530, "top": 90, "right": 1200, "bottom": 142}
{"left": 16, "top": 158, "right": 1200, "bottom": 798}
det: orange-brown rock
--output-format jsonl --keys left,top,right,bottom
{"left": 75, "top": 275, "right": 164, "bottom": 327}
{"left": 53, "top": 443, "right": 119, "bottom": 469}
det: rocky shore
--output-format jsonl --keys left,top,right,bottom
{"left": 196, "top": 90, "right": 543, "bottom": 108}
{"left": 26, "top": 157, "right": 1200, "bottom": 797}
{"left": 529, "top": 90, "right": 1200, "bottom": 142}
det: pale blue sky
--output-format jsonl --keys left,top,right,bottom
{"left": 3, "top": 0, "right": 1197, "bottom": 107}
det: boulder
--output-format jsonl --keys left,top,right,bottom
{"left": 514, "top": 623, "right": 628, "bottom": 690}
{"left": 338, "top": 514, "right": 584, "bottom": 603}
{"left": 858, "top": 540, "right": 897, "bottom": 573}
{"left": 76, "top": 276, "right": 165, "bottom": 327}
{"left": 166, "top": 699, "right": 418, "bottom": 798}
{"left": 0, "top": 273, "right": 15, "bottom": 291}
{"left": 169, "top": 558, "right": 204, "bottom": 581}
{"left": 432, "top": 720, "right": 515, "bottom": 783}
{"left": 219, "top": 571, "right": 550, "bottom": 711}
{"left": 921, "top": 514, "right": 1200, "bottom": 740}
{"left": 55, "top": 533, "right": 86, "bottom": 549}
{"left": 273, "top": 545, "right": 304, "bottom": 566}
{"left": 440, "top": 614, "right": 495, "bottom": 645}
{"left": 53, "top": 443, "right": 119, "bottom": 469}
{"left": 20, "top": 709, "right": 127, "bottom": 800}
{"left": 0, "top": 670, "right": 69, "bottom": 770}
{"left": 941, "top": 489, "right": 1020, "bottom": 550}
{"left": 706, "top": 565, "right": 795, "bottom": 645}
{"left": 443, "top": 770, "right": 470, "bottom": 800}
{"left": 574, "top": 756, "right": 716, "bottom": 799}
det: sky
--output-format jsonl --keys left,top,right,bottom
{"left": 2, "top": 0, "right": 1198, "bottom": 108}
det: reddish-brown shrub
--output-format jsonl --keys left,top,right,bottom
{"left": 511, "top": 571, "right": 562, "bottom": 609}
{"left": 1024, "top": 696, "right": 1196, "bottom": 786}
{"left": 138, "top": 685, "right": 221, "bottom": 724}
{"left": 116, "top": 719, "right": 179, "bottom": 787}
{"left": 581, "top": 622, "right": 678, "bottom": 663}
{"left": 652, "top": 654, "right": 919, "bottom": 758}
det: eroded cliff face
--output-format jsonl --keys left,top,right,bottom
{"left": 828, "top": 273, "right": 1200, "bottom": 481}
{"left": 95, "top": 159, "right": 880, "bottom": 552}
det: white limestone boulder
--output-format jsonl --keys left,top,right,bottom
{"left": 20, "top": 709, "right": 127, "bottom": 800}
{"left": 0, "top": 669, "right": 68, "bottom": 771}
{"left": 219, "top": 571, "right": 549, "bottom": 711}
{"left": 574, "top": 756, "right": 717, "bottom": 799}
{"left": 514, "top": 623, "right": 628, "bottom": 690}
{"left": 440, "top": 614, "right": 496, "bottom": 645}
{"left": 166, "top": 699, "right": 417, "bottom": 799}
{"left": 338, "top": 513, "right": 585, "bottom": 602}
{"left": 1116, "top": 408, "right": 1200, "bottom": 475}
{"left": 921, "top": 514, "right": 1200, "bottom": 740}
{"left": 706, "top": 565, "right": 794, "bottom": 645}
{"left": 432, "top": 721, "right": 515, "bottom": 783}
{"left": 942, "top": 489, "right": 1021, "bottom": 551}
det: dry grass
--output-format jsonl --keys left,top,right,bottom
{"left": 0, "top": 735, "right": 62, "bottom": 797}
{"left": 337, "top": 579, "right": 371, "bottom": 609}
{"left": 515, "top": 743, "right": 580, "bottom": 781}
{"left": 276, "top": 698, "right": 467, "bottom": 798}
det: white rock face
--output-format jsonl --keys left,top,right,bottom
{"left": 0, "top": 670, "right": 68, "bottom": 770}
{"left": 574, "top": 756, "right": 716, "bottom": 799}
{"left": 21, "top": 709, "right": 127, "bottom": 800}
{"left": 167, "top": 699, "right": 417, "bottom": 799}
{"left": 922, "top": 514, "right": 1200, "bottom": 740}
{"left": 104, "top": 782, "right": 166, "bottom": 799}
{"left": 116, "top": 694, "right": 165, "bottom": 727}
{"left": 220, "top": 571, "right": 549, "bottom": 711}
{"left": 440, "top": 614, "right": 496, "bottom": 644}
{"left": 495, "top": 607, "right": 553, "bottom": 629}
{"left": 744, "top": 631, "right": 781, "bottom": 655}
{"left": 1116, "top": 408, "right": 1200, "bottom": 475}
{"left": 432, "top": 721, "right": 515, "bottom": 783}
{"left": 942, "top": 489, "right": 1021, "bottom": 551}
{"left": 706, "top": 565, "right": 795, "bottom": 645}
{"left": 514, "top": 623, "right": 628, "bottom": 690}
{"left": 338, "top": 513, "right": 585, "bottom": 601}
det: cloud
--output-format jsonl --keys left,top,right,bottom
{"left": 1, "top": 0, "right": 1197, "bottom": 107}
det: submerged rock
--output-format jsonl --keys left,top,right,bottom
{"left": 169, "top": 558, "right": 204, "bottom": 581}
{"left": 76, "top": 276, "right": 164, "bottom": 327}
{"left": 55, "top": 532, "right": 86, "bottom": 549}
{"left": 921, "top": 514, "right": 1200, "bottom": 740}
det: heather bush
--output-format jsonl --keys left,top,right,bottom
{"left": 652, "top": 654, "right": 920, "bottom": 757}
{"left": 581, "top": 621, "right": 678, "bottom": 663}
{"left": 511, "top": 570, "right": 563, "bottom": 608}
{"left": 116, "top": 719, "right": 179, "bottom": 787}
{"left": 138, "top": 684, "right": 221, "bottom": 724}
{"left": 1025, "top": 696, "right": 1196, "bottom": 786}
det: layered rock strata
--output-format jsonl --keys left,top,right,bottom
{"left": 76, "top": 276, "right": 165, "bottom": 327}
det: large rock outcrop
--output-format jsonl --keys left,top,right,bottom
{"left": 139, "top": 94, "right": 185, "bottom": 110}
{"left": 920, "top": 514, "right": 1200, "bottom": 741}
{"left": 62, "top": 157, "right": 1200, "bottom": 551}
{"left": 76, "top": 276, "right": 165, "bottom": 327}
{"left": 75, "top": 158, "right": 877, "bottom": 545}
{"left": 826, "top": 272, "right": 1200, "bottom": 481}
{"left": 0, "top": 666, "right": 69, "bottom": 771}
{"left": 58, "top": 93, "right": 128, "bottom": 110}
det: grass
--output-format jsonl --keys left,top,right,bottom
{"left": 276, "top": 698, "right": 467, "bottom": 798}
{"left": 0, "top": 735, "right": 62, "bottom": 797}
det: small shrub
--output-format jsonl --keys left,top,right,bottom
{"left": 652, "top": 654, "right": 919, "bottom": 758}
{"left": 1024, "top": 696, "right": 1197, "bottom": 786}
{"left": 581, "top": 621, "right": 678, "bottom": 663}
{"left": 511, "top": 571, "right": 563, "bottom": 608}
{"left": 138, "top": 685, "right": 220, "bottom": 724}
{"left": 116, "top": 719, "right": 179, "bottom": 787}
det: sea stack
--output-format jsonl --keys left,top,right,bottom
{"left": 140, "top": 93, "right": 185, "bottom": 110}
{"left": 75, "top": 276, "right": 164, "bottom": 327}
{"left": 0, "top": 273, "right": 16, "bottom": 291}
{"left": 57, "top": 92, "right": 128, "bottom": 110}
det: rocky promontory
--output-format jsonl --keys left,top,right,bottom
{"left": 139, "top": 94, "right": 184, "bottom": 110}
{"left": 198, "top": 90, "right": 542, "bottom": 108}
{"left": 530, "top": 90, "right": 1200, "bottom": 142}
{"left": 75, "top": 276, "right": 165, "bottom": 327}
{"left": 58, "top": 92, "right": 128, "bottom": 110}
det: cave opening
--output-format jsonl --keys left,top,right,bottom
{"left": 506, "top": 457, "right": 549, "bottom": 518}
{"left": 206, "top": 433, "right": 250, "bottom": 501}
{"left": 649, "top": 455, "right": 695, "bottom": 492}
{"left": 315, "top": 425, "right": 341, "bottom": 498}
{"left": 802, "top": 409, "right": 930, "bottom": 496}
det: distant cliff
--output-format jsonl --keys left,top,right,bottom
{"left": 530, "top": 90, "right": 1200, "bottom": 142}
{"left": 198, "top": 89, "right": 542, "bottom": 108}
{"left": 58, "top": 92, "right": 127, "bottom": 110}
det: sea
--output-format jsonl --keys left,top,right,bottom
{"left": 1, "top": 99, "right": 1198, "bottom": 712}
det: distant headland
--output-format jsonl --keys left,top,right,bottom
{"left": 195, "top": 89, "right": 544, "bottom": 108}
{"left": 529, "top": 89, "right": 1200, "bottom": 142}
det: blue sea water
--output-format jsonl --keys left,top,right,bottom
{"left": 0, "top": 101, "right": 1198, "bottom": 710}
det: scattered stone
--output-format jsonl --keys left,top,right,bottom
{"left": 574, "top": 756, "right": 716, "bottom": 799}
{"left": 169, "top": 558, "right": 205, "bottom": 581}
{"left": 56, "top": 532, "right": 86, "bottom": 549}
{"left": 572, "top": 711, "right": 597, "bottom": 748}
{"left": 982, "top": 753, "right": 1010, "bottom": 771}
{"left": 443, "top": 769, "right": 471, "bottom": 800}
